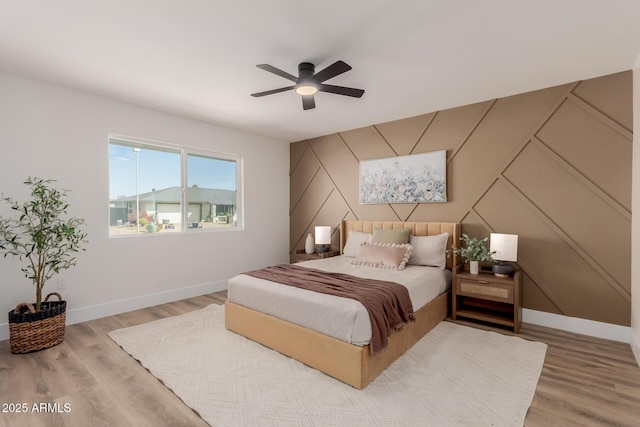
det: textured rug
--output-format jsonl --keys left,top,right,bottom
{"left": 109, "top": 304, "right": 547, "bottom": 427}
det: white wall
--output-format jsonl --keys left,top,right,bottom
{"left": 632, "top": 56, "right": 640, "bottom": 366}
{"left": 0, "top": 72, "right": 290, "bottom": 340}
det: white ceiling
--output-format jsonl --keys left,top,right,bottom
{"left": 1, "top": 1, "right": 640, "bottom": 142}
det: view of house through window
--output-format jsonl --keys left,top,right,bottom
{"left": 109, "top": 137, "right": 241, "bottom": 236}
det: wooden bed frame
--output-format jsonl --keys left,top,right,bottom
{"left": 225, "top": 220, "right": 461, "bottom": 389}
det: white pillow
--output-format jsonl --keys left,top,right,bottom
{"left": 408, "top": 233, "right": 449, "bottom": 269}
{"left": 343, "top": 230, "right": 372, "bottom": 257}
{"left": 352, "top": 242, "right": 413, "bottom": 270}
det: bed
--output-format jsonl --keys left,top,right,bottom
{"left": 225, "top": 220, "right": 461, "bottom": 389}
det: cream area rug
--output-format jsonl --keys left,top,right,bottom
{"left": 109, "top": 304, "right": 547, "bottom": 427}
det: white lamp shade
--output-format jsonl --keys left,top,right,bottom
{"left": 315, "top": 226, "right": 331, "bottom": 245}
{"left": 490, "top": 233, "right": 518, "bottom": 262}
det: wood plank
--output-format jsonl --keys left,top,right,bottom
{"left": 449, "top": 318, "right": 640, "bottom": 427}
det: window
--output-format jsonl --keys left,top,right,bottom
{"left": 108, "top": 136, "right": 242, "bottom": 236}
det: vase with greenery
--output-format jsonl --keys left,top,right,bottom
{"left": 454, "top": 233, "right": 495, "bottom": 274}
{"left": 0, "top": 177, "right": 88, "bottom": 311}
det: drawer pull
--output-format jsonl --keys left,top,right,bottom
{"left": 477, "top": 280, "right": 489, "bottom": 284}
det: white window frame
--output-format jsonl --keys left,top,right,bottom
{"left": 108, "top": 134, "right": 244, "bottom": 237}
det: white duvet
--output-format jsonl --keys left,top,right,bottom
{"left": 227, "top": 255, "right": 451, "bottom": 346}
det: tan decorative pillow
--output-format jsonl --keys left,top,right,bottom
{"left": 372, "top": 228, "right": 411, "bottom": 244}
{"left": 352, "top": 242, "right": 413, "bottom": 270}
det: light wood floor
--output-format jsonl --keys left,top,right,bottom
{"left": 1, "top": 291, "right": 639, "bottom": 427}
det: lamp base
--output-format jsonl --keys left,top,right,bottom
{"left": 315, "top": 244, "right": 330, "bottom": 254}
{"left": 492, "top": 261, "right": 513, "bottom": 277}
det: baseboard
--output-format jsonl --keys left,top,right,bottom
{"left": 0, "top": 280, "right": 227, "bottom": 342}
{"left": 523, "top": 308, "right": 630, "bottom": 343}
{"left": 631, "top": 327, "right": 640, "bottom": 366}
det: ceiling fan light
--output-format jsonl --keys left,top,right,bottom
{"left": 295, "top": 84, "right": 318, "bottom": 96}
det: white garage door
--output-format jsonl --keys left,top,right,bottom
{"left": 187, "top": 204, "right": 201, "bottom": 222}
{"left": 157, "top": 203, "right": 181, "bottom": 224}
{"left": 156, "top": 203, "right": 201, "bottom": 224}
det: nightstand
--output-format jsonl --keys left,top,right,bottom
{"left": 294, "top": 249, "right": 340, "bottom": 263}
{"left": 452, "top": 265, "right": 522, "bottom": 333}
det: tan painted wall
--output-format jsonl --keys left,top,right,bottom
{"left": 290, "top": 71, "right": 632, "bottom": 326}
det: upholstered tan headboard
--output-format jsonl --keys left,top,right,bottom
{"left": 340, "top": 220, "right": 462, "bottom": 270}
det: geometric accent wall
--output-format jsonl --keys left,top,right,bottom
{"left": 290, "top": 71, "right": 632, "bottom": 326}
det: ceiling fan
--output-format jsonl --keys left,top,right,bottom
{"left": 250, "top": 60, "right": 365, "bottom": 110}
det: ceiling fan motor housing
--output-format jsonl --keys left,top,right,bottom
{"left": 296, "top": 62, "right": 317, "bottom": 92}
{"left": 297, "top": 62, "right": 315, "bottom": 78}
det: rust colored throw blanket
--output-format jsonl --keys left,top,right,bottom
{"left": 243, "top": 264, "right": 414, "bottom": 354}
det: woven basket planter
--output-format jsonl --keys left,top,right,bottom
{"left": 8, "top": 292, "right": 66, "bottom": 354}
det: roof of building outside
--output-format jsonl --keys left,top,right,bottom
{"left": 111, "top": 186, "right": 236, "bottom": 205}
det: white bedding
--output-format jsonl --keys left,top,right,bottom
{"left": 227, "top": 255, "right": 451, "bottom": 346}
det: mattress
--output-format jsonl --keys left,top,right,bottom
{"left": 227, "top": 255, "right": 451, "bottom": 346}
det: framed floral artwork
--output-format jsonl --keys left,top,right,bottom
{"left": 359, "top": 150, "right": 447, "bottom": 204}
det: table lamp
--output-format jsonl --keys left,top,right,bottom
{"left": 490, "top": 233, "right": 518, "bottom": 277}
{"left": 315, "top": 226, "right": 331, "bottom": 253}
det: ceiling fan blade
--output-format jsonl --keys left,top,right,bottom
{"left": 250, "top": 86, "right": 295, "bottom": 97}
{"left": 318, "top": 84, "right": 365, "bottom": 98}
{"left": 302, "top": 95, "right": 316, "bottom": 110}
{"left": 313, "top": 60, "right": 352, "bottom": 83}
{"left": 256, "top": 64, "right": 297, "bottom": 82}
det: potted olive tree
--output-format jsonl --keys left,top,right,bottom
{"left": 0, "top": 177, "right": 88, "bottom": 353}
{"left": 454, "top": 234, "right": 495, "bottom": 274}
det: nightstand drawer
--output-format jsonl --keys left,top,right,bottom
{"left": 456, "top": 280, "right": 513, "bottom": 304}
